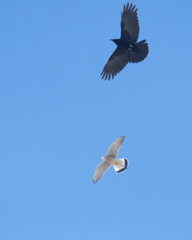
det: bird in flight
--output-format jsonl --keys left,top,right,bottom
{"left": 101, "top": 2, "right": 149, "bottom": 80}
{"left": 93, "top": 136, "right": 128, "bottom": 183}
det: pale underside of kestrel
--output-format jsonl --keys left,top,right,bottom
{"left": 93, "top": 136, "right": 128, "bottom": 183}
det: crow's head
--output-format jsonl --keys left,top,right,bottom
{"left": 110, "top": 39, "right": 119, "bottom": 45}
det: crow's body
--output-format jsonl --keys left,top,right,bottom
{"left": 101, "top": 3, "right": 149, "bottom": 80}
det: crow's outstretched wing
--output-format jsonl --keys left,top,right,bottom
{"left": 121, "top": 3, "right": 139, "bottom": 43}
{"left": 101, "top": 47, "right": 129, "bottom": 80}
{"left": 101, "top": 40, "right": 148, "bottom": 80}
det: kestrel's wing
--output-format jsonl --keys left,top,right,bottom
{"left": 108, "top": 136, "right": 125, "bottom": 158}
{"left": 101, "top": 47, "right": 129, "bottom": 80}
{"left": 121, "top": 3, "right": 139, "bottom": 43}
{"left": 93, "top": 161, "right": 111, "bottom": 183}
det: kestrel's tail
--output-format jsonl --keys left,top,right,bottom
{"left": 113, "top": 158, "right": 128, "bottom": 173}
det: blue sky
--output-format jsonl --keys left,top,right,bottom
{"left": 0, "top": 0, "right": 192, "bottom": 239}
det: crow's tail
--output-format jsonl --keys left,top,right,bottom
{"left": 128, "top": 40, "right": 149, "bottom": 63}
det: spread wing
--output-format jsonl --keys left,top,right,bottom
{"left": 108, "top": 136, "right": 125, "bottom": 158}
{"left": 121, "top": 3, "right": 139, "bottom": 43}
{"left": 93, "top": 161, "right": 111, "bottom": 183}
{"left": 100, "top": 47, "right": 129, "bottom": 80}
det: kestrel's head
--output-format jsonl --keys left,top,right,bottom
{"left": 102, "top": 156, "right": 105, "bottom": 160}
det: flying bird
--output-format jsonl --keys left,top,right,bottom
{"left": 93, "top": 136, "right": 128, "bottom": 183}
{"left": 101, "top": 2, "right": 149, "bottom": 80}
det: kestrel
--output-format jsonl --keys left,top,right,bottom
{"left": 93, "top": 136, "right": 128, "bottom": 183}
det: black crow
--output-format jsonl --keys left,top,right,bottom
{"left": 101, "top": 3, "right": 149, "bottom": 80}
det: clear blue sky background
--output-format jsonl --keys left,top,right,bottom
{"left": 0, "top": 0, "right": 192, "bottom": 239}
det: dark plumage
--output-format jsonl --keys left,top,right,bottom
{"left": 101, "top": 3, "right": 149, "bottom": 80}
